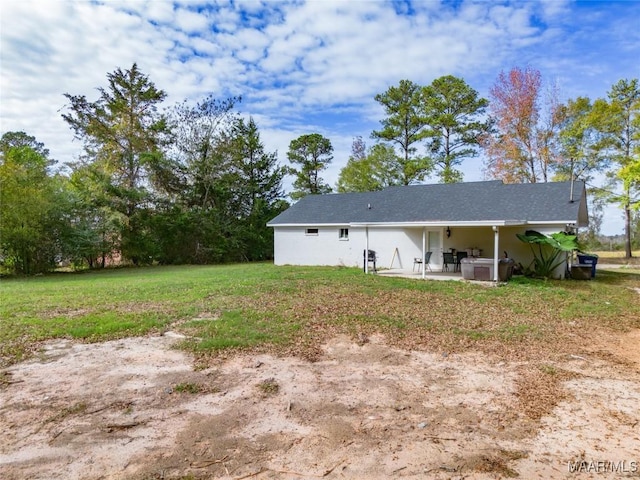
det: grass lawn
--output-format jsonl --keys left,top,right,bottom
{"left": 590, "top": 250, "right": 640, "bottom": 264}
{"left": 2, "top": 263, "right": 640, "bottom": 367}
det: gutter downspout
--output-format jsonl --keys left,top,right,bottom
{"left": 493, "top": 226, "right": 499, "bottom": 282}
{"left": 365, "top": 226, "right": 369, "bottom": 274}
{"left": 422, "top": 227, "right": 426, "bottom": 280}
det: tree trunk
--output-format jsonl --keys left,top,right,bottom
{"left": 624, "top": 204, "right": 633, "bottom": 258}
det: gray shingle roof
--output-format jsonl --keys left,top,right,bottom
{"left": 268, "top": 180, "right": 587, "bottom": 226}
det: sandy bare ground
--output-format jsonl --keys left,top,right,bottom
{"left": 1, "top": 331, "right": 639, "bottom": 480}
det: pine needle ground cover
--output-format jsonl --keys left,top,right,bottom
{"left": 2, "top": 264, "right": 639, "bottom": 368}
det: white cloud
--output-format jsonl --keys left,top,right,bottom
{"left": 1, "top": 0, "right": 639, "bottom": 234}
{"left": 538, "top": 0, "right": 572, "bottom": 22}
{"left": 174, "top": 6, "right": 211, "bottom": 33}
{"left": 145, "top": 1, "right": 176, "bottom": 23}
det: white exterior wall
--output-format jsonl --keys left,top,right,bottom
{"left": 364, "top": 227, "right": 436, "bottom": 270}
{"left": 273, "top": 226, "right": 357, "bottom": 266}
{"left": 273, "top": 226, "right": 435, "bottom": 269}
{"left": 273, "top": 224, "right": 571, "bottom": 278}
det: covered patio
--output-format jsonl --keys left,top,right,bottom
{"left": 361, "top": 223, "right": 513, "bottom": 282}
{"left": 375, "top": 268, "right": 463, "bottom": 281}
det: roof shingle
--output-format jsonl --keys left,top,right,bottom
{"left": 268, "top": 180, "right": 586, "bottom": 226}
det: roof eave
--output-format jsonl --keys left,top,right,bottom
{"left": 267, "top": 222, "right": 350, "bottom": 227}
{"left": 350, "top": 220, "right": 524, "bottom": 227}
{"left": 269, "top": 219, "right": 584, "bottom": 228}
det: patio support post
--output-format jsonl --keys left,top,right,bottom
{"left": 422, "top": 227, "right": 426, "bottom": 279}
{"left": 365, "top": 226, "right": 369, "bottom": 274}
{"left": 493, "top": 226, "right": 499, "bottom": 282}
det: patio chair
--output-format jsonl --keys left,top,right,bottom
{"left": 363, "top": 249, "right": 377, "bottom": 273}
{"left": 442, "top": 252, "right": 455, "bottom": 272}
{"left": 413, "top": 251, "right": 433, "bottom": 272}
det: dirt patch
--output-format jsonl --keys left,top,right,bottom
{"left": 1, "top": 332, "right": 640, "bottom": 479}
{"left": 607, "top": 328, "right": 640, "bottom": 367}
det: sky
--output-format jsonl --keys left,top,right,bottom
{"left": 1, "top": 0, "right": 639, "bottom": 235}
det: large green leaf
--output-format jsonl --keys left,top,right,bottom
{"left": 516, "top": 230, "right": 579, "bottom": 252}
{"left": 516, "top": 230, "right": 549, "bottom": 245}
{"left": 549, "top": 232, "right": 581, "bottom": 252}
{"left": 516, "top": 230, "right": 579, "bottom": 279}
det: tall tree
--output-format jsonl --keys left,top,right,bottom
{"left": 372, "top": 79, "right": 432, "bottom": 185}
{"left": 287, "top": 133, "right": 333, "bottom": 200}
{"left": 0, "top": 137, "right": 67, "bottom": 274}
{"left": 556, "top": 96, "right": 609, "bottom": 184}
{"left": 337, "top": 136, "right": 375, "bottom": 193}
{"left": 65, "top": 164, "right": 122, "bottom": 268}
{"left": 592, "top": 79, "right": 640, "bottom": 258}
{"left": 227, "top": 117, "right": 287, "bottom": 260}
{"left": 336, "top": 138, "right": 403, "bottom": 192}
{"left": 421, "top": 75, "right": 490, "bottom": 183}
{"left": 62, "top": 63, "right": 170, "bottom": 264}
{"left": 0, "top": 131, "right": 50, "bottom": 159}
{"left": 552, "top": 96, "right": 610, "bottom": 242}
{"left": 160, "top": 95, "right": 240, "bottom": 263}
{"left": 170, "top": 95, "right": 239, "bottom": 209}
{"left": 482, "top": 66, "right": 562, "bottom": 183}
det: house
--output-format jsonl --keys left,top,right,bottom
{"left": 267, "top": 180, "right": 589, "bottom": 280}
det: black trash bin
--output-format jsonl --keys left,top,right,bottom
{"left": 577, "top": 254, "right": 598, "bottom": 278}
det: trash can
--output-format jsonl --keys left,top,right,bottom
{"left": 577, "top": 254, "right": 598, "bottom": 278}
{"left": 571, "top": 265, "right": 592, "bottom": 280}
{"left": 498, "top": 258, "right": 515, "bottom": 281}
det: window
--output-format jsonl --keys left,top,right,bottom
{"left": 305, "top": 228, "right": 319, "bottom": 235}
{"left": 339, "top": 228, "right": 349, "bottom": 240}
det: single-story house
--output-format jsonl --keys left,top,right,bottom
{"left": 267, "top": 180, "right": 588, "bottom": 280}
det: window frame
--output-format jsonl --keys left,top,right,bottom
{"left": 339, "top": 228, "right": 349, "bottom": 240}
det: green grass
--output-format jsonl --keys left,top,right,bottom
{"left": 585, "top": 251, "right": 640, "bottom": 267}
{"left": 256, "top": 378, "right": 280, "bottom": 396}
{"left": 173, "top": 382, "right": 202, "bottom": 394}
{"left": 1, "top": 263, "right": 639, "bottom": 367}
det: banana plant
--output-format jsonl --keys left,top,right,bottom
{"left": 516, "top": 230, "right": 581, "bottom": 278}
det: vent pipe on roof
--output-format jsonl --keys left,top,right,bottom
{"left": 367, "top": 203, "right": 371, "bottom": 209}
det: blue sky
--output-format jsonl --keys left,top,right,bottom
{"left": 1, "top": 0, "right": 639, "bottom": 234}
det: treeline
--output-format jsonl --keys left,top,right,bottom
{"left": 1, "top": 65, "right": 288, "bottom": 274}
{"left": 323, "top": 69, "right": 640, "bottom": 257}
{"left": 1, "top": 65, "right": 639, "bottom": 274}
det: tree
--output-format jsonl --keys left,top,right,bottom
{"left": 591, "top": 79, "right": 640, "bottom": 258}
{"left": 227, "top": 117, "right": 287, "bottom": 260}
{"left": 555, "top": 97, "right": 610, "bottom": 184}
{"left": 482, "top": 66, "right": 562, "bottom": 183}
{"left": 337, "top": 137, "right": 377, "bottom": 193}
{"left": 0, "top": 138, "right": 67, "bottom": 274}
{"left": 287, "top": 133, "right": 333, "bottom": 200}
{"left": 160, "top": 97, "right": 286, "bottom": 263}
{"left": 170, "top": 95, "right": 239, "bottom": 209}
{"left": 336, "top": 137, "right": 403, "bottom": 192}
{"left": 634, "top": 211, "right": 640, "bottom": 249}
{"left": 62, "top": 63, "right": 170, "bottom": 264}
{"left": 372, "top": 79, "right": 432, "bottom": 185}
{"left": 0, "top": 131, "right": 50, "bottom": 159}
{"left": 64, "top": 164, "right": 122, "bottom": 268}
{"left": 553, "top": 96, "right": 611, "bottom": 241}
{"left": 421, "top": 75, "right": 490, "bottom": 183}
{"left": 581, "top": 197, "right": 605, "bottom": 247}
{"left": 160, "top": 95, "right": 240, "bottom": 264}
